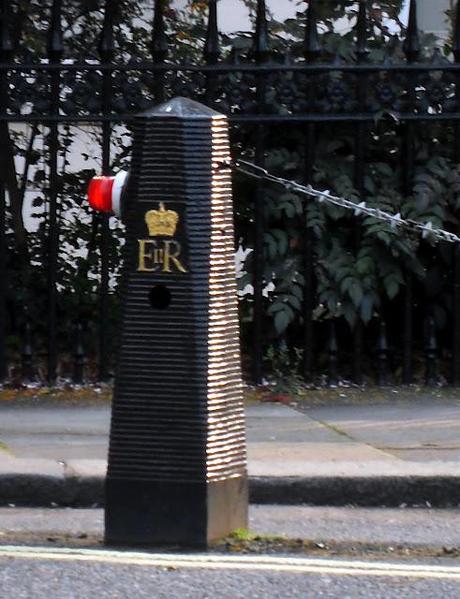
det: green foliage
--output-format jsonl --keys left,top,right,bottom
{"left": 240, "top": 119, "right": 459, "bottom": 345}
{"left": 228, "top": 4, "right": 460, "bottom": 377}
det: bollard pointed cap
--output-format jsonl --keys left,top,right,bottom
{"left": 139, "top": 97, "right": 225, "bottom": 119}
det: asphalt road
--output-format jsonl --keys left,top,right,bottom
{"left": 2, "top": 506, "right": 460, "bottom": 549}
{"left": 1, "top": 506, "right": 460, "bottom": 597}
{"left": 0, "top": 546, "right": 460, "bottom": 598}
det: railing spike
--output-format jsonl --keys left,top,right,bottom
{"left": 305, "top": 0, "right": 320, "bottom": 60}
{"left": 253, "top": 0, "right": 270, "bottom": 61}
{"left": 99, "top": 0, "right": 115, "bottom": 62}
{"left": 0, "top": 0, "right": 13, "bottom": 60}
{"left": 152, "top": 0, "right": 168, "bottom": 64}
{"left": 47, "top": 0, "right": 64, "bottom": 60}
{"left": 403, "top": 0, "right": 420, "bottom": 62}
{"left": 204, "top": 0, "right": 220, "bottom": 64}
{"left": 454, "top": 0, "right": 460, "bottom": 62}
{"left": 356, "top": 0, "right": 369, "bottom": 62}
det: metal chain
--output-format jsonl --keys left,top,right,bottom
{"left": 224, "top": 159, "right": 460, "bottom": 245}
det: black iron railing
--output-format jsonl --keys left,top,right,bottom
{"left": 1, "top": 0, "right": 460, "bottom": 387}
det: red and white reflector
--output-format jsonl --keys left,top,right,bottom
{"left": 87, "top": 171, "right": 128, "bottom": 217}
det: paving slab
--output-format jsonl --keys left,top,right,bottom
{"left": 248, "top": 444, "right": 396, "bottom": 476}
{"left": 305, "top": 401, "right": 460, "bottom": 461}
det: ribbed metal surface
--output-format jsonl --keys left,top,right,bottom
{"left": 107, "top": 98, "right": 247, "bottom": 485}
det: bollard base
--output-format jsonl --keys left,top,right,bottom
{"left": 105, "top": 476, "right": 248, "bottom": 548}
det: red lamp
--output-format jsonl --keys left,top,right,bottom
{"left": 87, "top": 171, "right": 128, "bottom": 217}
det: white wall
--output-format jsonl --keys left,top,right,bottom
{"left": 172, "top": 0, "right": 450, "bottom": 37}
{"left": 417, "top": 0, "right": 451, "bottom": 37}
{"left": 172, "top": 0, "right": 304, "bottom": 34}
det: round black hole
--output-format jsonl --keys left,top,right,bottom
{"left": 148, "top": 285, "right": 172, "bottom": 310}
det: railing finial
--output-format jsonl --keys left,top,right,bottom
{"left": 99, "top": 0, "right": 115, "bottom": 62}
{"left": 403, "top": 0, "right": 420, "bottom": 62}
{"left": 47, "top": 0, "right": 64, "bottom": 61}
{"left": 305, "top": 0, "right": 320, "bottom": 60}
{"left": 151, "top": 0, "right": 168, "bottom": 64}
{"left": 253, "top": 0, "right": 270, "bottom": 61}
{"left": 204, "top": 0, "right": 220, "bottom": 64}
{"left": 356, "top": 0, "right": 369, "bottom": 61}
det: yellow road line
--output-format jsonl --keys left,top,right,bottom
{"left": 0, "top": 546, "right": 459, "bottom": 580}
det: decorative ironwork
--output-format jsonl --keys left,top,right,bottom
{"left": 1, "top": 0, "right": 460, "bottom": 388}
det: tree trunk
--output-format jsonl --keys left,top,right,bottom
{"left": 0, "top": 122, "right": 29, "bottom": 258}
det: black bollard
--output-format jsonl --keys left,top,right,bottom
{"left": 90, "top": 98, "right": 248, "bottom": 547}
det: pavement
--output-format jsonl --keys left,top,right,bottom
{"left": 0, "top": 398, "right": 460, "bottom": 507}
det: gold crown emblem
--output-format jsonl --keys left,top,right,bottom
{"left": 145, "top": 202, "right": 179, "bottom": 237}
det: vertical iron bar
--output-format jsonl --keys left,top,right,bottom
{"left": 303, "top": 133, "right": 315, "bottom": 382}
{"left": 253, "top": 129, "right": 265, "bottom": 385}
{"left": 402, "top": 272, "right": 413, "bottom": 384}
{"left": 302, "top": 0, "right": 320, "bottom": 382}
{"left": 46, "top": 0, "right": 64, "bottom": 384}
{"left": 204, "top": 0, "right": 220, "bottom": 106}
{"left": 0, "top": 129, "right": 4, "bottom": 382}
{"left": 252, "top": 0, "right": 270, "bottom": 384}
{"left": 98, "top": 0, "right": 115, "bottom": 381}
{"left": 352, "top": 0, "right": 369, "bottom": 386}
{"left": 453, "top": 242, "right": 460, "bottom": 385}
{"left": 401, "top": 0, "right": 419, "bottom": 385}
{"left": 376, "top": 319, "right": 389, "bottom": 387}
{"left": 73, "top": 322, "right": 85, "bottom": 384}
{"left": 21, "top": 318, "right": 33, "bottom": 382}
{"left": 327, "top": 320, "right": 338, "bottom": 387}
{"left": 452, "top": 3, "right": 460, "bottom": 385}
{"left": 0, "top": 0, "right": 12, "bottom": 382}
{"left": 425, "top": 315, "right": 438, "bottom": 387}
{"left": 152, "top": 0, "right": 168, "bottom": 104}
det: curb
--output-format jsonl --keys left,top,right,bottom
{"left": 249, "top": 476, "right": 460, "bottom": 507}
{"left": 0, "top": 475, "right": 104, "bottom": 508}
{"left": 1, "top": 474, "right": 460, "bottom": 508}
